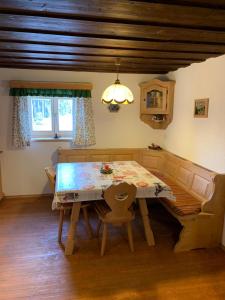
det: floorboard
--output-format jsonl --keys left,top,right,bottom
{"left": 0, "top": 197, "right": 225, "bottom": 300}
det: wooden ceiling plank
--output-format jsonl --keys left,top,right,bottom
{"left": 0, "top": 42, "right": 219, "bottom": 60}
{"left": 0, "top": 30, "right": 224, "bottom": 54}
{"left": 0, "top": 1, "right": 225, "bottom": 73}
{"left": 0, "top": 52, "right": 201, "bottom": 64}
{"left": 1, "top": 0, "right": 225, "bottom": 29}
{"left": 0, "top": 62, "right": 171, "bottom": 74}
{"left": 1, "top": 14, "right": 225, "bottom": 44}
{"left": 162, "top": 0, "right": 225, "bottom": 9}
{"left": 0, "top": 58, "right": 188, "bottom": 70}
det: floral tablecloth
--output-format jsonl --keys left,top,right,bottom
{"left": 53, "top": 161, "right": 175, "bottom": 209}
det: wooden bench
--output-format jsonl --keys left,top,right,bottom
{"left": 141, "top": 150, "right": 225, "bottom": 252}
{"left": 58, "top": 148, "right": 225, "bottom": 252}
{"left": 58, "top": 148, "right": 141, "bottom": 163}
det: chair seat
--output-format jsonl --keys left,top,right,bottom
{"left": 161, "top": 193, "right": 202, "bottom": 216}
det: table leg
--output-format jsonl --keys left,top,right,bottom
{"left": 65, "top": 202, "right": 81, "bottom": 255}
{"left": 138, "top": 198, "right": 155, "bottom": 246}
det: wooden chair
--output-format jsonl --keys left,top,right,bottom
{"left": 44, "top": 166, "right": 93, "bottom": 243}
{"left": 95, "top": 182, "right": 137, "bottom": 256}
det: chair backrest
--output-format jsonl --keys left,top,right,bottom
{"left": 103, "top": 182, "right": 137, "bottom": 222}
{"left": 45, "top": 166, "right": 56, "bottom": 193}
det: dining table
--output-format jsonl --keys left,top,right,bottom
{"left": 53, "top": 160, "right": 175, "bottom": 255}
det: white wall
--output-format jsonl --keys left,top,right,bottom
{"left": 165, "top": 55, "right": 225, "bottom": 247}
{"left": 165, "top": 56, "right": 225, "bottom": 173}
{"left": 0, "top": 69, "right": 165, "bottom": 196}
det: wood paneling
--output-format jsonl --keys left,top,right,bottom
{"left": 0, "top": 1, "right": 225, "bottom": 72}
{"left": 58, "top": 148, "right": 142, "bottom": 164}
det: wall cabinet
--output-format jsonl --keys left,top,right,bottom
{"left": 139, "top": 79, "right": 175, "bottom": 129}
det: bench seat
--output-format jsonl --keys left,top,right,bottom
{"left": 152, "top": 171, "right": 202, "bottom": 216}
{"left": 150, "top": 156, "right": 225, "bottom": 251}
{"left": 160, "top": 195, "right": 202, "bottom": 216}
{"left": 148, "top": 170, "right": 202, "bottom": 216}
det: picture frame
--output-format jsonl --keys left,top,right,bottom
{"left": 194, "top": 98, "right": 209, "bottom": 118}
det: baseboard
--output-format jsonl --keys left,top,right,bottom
{"left": 4, "top": 193, "right": 52, "bottom": 200}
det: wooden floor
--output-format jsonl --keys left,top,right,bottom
{"left": 0, "top": 197, "right": 225, "bottom": 300}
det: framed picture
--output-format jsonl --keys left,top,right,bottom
{"left": 194, "top": 98, "right": 209, "bottom": 118}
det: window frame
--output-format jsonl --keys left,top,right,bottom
{"left": 28, "top": 96, "right": 73, "bottom": 139}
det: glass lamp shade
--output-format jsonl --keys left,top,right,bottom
{"left": 101, "top": 80, "right": 134, "bottom": 104}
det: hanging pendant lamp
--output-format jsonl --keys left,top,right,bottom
{"left": 101, "top": 58, "right": 134, "bottom": 105}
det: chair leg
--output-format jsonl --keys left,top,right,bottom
{"left": 127, "top": 222, "right": 134, "bottom": 252}
{"left": 81, "top": 206, "right": 93, "bottom": 239}
{"left": 58, "top": 209, "right": 65, "bottom": 243}
{"left": 96, "top": 220, "right": 102, "bottom": 237}
{"left": 101, "top": 223, "right": 107, "bottom": 256}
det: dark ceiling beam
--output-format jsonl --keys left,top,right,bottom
{"left": 0, "top": 1, "right": 225, "bottom": 73}
{"left": 0, "top": 58, "right": 188, "bottom": 69}
{"left": 1, "top": 14, "right": 225, "bottom": 44}
{"left": 153, "top": 0, "right": 225, "bottom": 9}
{"left": 0, "top": 52, "right": 195, "bottom": 65}
{"left": 0, "top": 62, "right": 171, "bottom": 74}
{"left": 0, "top": 30, "right": 224, "bottom": 54}
{"left": 1, "top": 0, "right": 225, "bottom": 29}
{"left": 0, "top": 42, "right": 219, "bottom": 60}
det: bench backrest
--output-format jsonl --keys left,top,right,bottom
{"left": 161, "top": 152, "right": 225, "bottom": 215}
{"left": 162, "top": 152, "right": 216, "bottom": 201}
{"left": 58, "top": 148, "right": 141, "bottom": 164}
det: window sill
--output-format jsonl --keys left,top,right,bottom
{"left": 31, "top": 137, "right": 72, "bottom": 142}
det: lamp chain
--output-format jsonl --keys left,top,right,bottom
{"left": 115, "top": 58, "right": 120, "bottom": 83}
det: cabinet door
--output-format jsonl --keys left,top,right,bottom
{"left": 141, "top": 84, "right": 168, "bottom": 114}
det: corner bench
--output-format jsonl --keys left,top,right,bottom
{"left": 58, "top": 148, "right": 225, "bottom": 252}
{"left": 147, "top": 151, "right": 225, "bottom": 252}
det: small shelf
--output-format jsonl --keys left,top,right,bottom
{"left": 139, "top": 79, "right": 175, "bottom": 129}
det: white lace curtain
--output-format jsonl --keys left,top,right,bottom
{"left": 12, "top": 96, "right": 96, "bottom": 149}
{"left": 72, "top": 97, "right": 96, "bottom": 146}
{"left": 12, "top": 96, "right": 31, "bottom": 148}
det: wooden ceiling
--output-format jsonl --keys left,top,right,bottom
{"left": 1, "top": 0, "right": 225, "bottom": 74}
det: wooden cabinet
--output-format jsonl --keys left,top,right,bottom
{"left": 139, "top": 79, "right": 175, "bottom": 129}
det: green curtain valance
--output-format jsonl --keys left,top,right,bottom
{"left": 9, "top": 88, "right": 91, "bottom": 98}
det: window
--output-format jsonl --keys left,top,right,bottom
{"left": 29, "top": 97, "right": 73, "bottom": 138}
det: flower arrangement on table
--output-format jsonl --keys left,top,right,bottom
{"left": 100, "top": 163, "right": 113, "bottom": 174}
